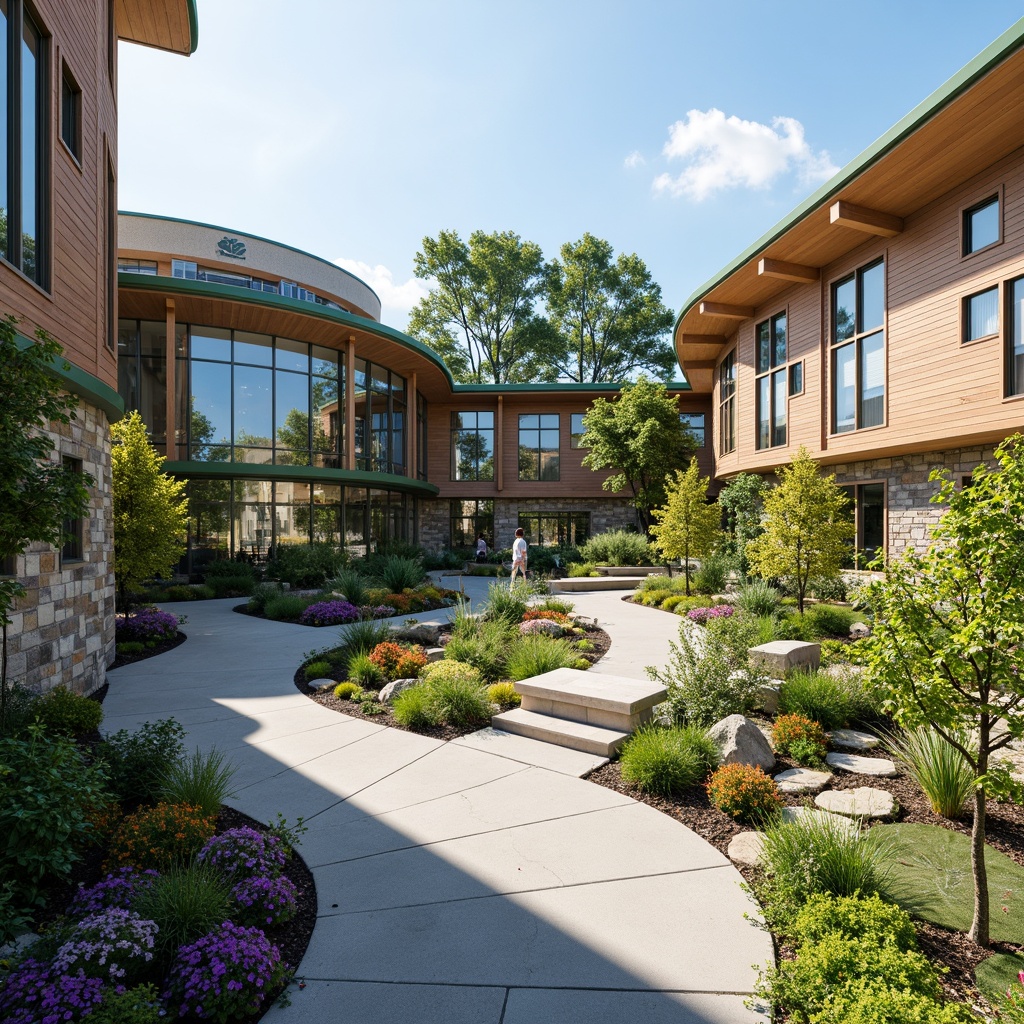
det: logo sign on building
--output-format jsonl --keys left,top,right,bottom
{"left": 216, "top": 237, "right": 247, "bottom": 260}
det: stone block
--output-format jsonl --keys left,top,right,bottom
{"left": 425, "top": 647, "right": 445, "bottom": 663}
{"left": 815, "top": 786, "right": 896, "bottom": 819}
{"left": 378, "top": 678, "right": 422, "bottom": 704}
{"left": 708, "top": 714, "right": 775, "bottom": 771}
{"left": 749, "top": 640, "right": 820, "bottom": 675}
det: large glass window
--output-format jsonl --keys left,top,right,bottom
{"left": 519, "top": 511, "right": 590, "bottom": 548}
{"left": 964, "top": 287, "right": 998, "bottom": 343}
{"left": 450, "top": 499, "right": 494, "bottom": 550}
{"left": 1008, "top": 276, "right": 1024, "bottom": 398}
{"left": 718, "top": 351, "right": 736, "bottom": 455}
{"left": 755, "top": 312, "right": 788, "bottom": 449}
{"left": 840, "top": 482, "right": 885, "bottom": 569}
{"left": 831, "top": 260, "right": 885, "bottom": 433}
{"left": 1, "top": 1, "right": 48, "bottom": 285}
{"left": 518, "top": 414, "right": 560, "bottom": 481}
{"left": 451, "top": 411, "right": 495, "bottom": 480}
{"left": 964, "top": 196, "right": 999, "bottom": 256}
{"left": 117, "top": 320, "right": 169, "bottom": 450}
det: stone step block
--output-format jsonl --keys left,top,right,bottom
{"left": 774, "top": 767, "right": 832, "bottom": 794}
{"left": 596, "top": 566, "right": 670, "bottom": 577}
{"left": 815, "top": 786, "right": 896, "bottom": 819}
{"left": 516, "top": 669, "right": 667, "bottom": 732}
{"left": 491, "top": 708, "right": 630, "bottom": 757}
{"left": 826, "top": 751, "right": 898, "bottom": 777}
{"left": 830, "top": 728, "right": 881, "bottom": 751}
{"left": 749, "top": 640, "right": 820, "bottom": 675}
{"left": 549, "top": 577, "right": 647, "bottom": 592}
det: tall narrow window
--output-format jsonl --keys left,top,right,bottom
{"left": 61, "top": 457, "right": 84, "bottom": 564}
{"left": 1, "top": 1, "right": 48, "bottom": 287}
{"left": 755, "top": 312, "right": 788, "bottom": 449}
{"left": 451, "top": 411, "right": 494, "bottom": 480}
{"left": 106, "top": 155, "right": 116, "bottom": 349}
{"left": 840, "top": 482, "right": 885, "bottom": 568}
{"left": 570, "top": 412, "right": 587, "bottom": 448}
{"left": 518, "top": 414, "right": 559, "bottom": 481}
{"left": 718, "top": 351, "right": 736, "bottom": 455}
{"left": 831, "top": 259, "right": 885, "bottom": 433}
{"left": 60, "top": 62, "right": 81, "bottom": 161}
{"left": 1008, "top": 276, "right": 1024, "bottom": 398}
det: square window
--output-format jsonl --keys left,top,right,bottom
{"left": 964, "top": 196, "right": 1000, "bottom": 256}
{"left": 964, "top": 287, "right": 999, "bottom": 343}
{"left": 60, "top": 63, "right": 81, "bottom": 160}
{"left": 679, "top": 413, "right": 705, "bottom": 447}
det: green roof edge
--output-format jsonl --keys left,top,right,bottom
{"left": 186, "top": 0, "right": 198, "bottom": 53}
{"left": 118, "top": 211, "right": 382, "bottom": 310}
{"left": 673, "top": 15, "right": 1024, "bottom": 334}
{"left": 454, "top": 380, "right": 691, "bottom": 393}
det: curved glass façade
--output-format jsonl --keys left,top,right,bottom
{"left": 117, "top": 318, "right": 428, "bottom": 566}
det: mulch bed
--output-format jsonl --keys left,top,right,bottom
{"left": 108, "top": 630, "right": 187, "bottom": 670}
{"left": 587, "top": 744, "right": 1024, "bottom": 1009}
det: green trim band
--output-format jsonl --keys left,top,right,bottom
{"left": 119, "top": 272, "right": 455, "bottom": 389}
{"left": 14, "top": 332, "right": 125, "bottom": 422}
{"left": 186, "top": 0, "right": 198, "bottom": 53}
{"left": 163, "top": 460, "right": 440, "bottom": 497}
{"left": 674, "top": 15, "right": 1024, "bottom": 332}
{"left": 455, "top": 380, "right": 692, "bottom": 393}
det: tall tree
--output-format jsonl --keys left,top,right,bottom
{"left": 746, "top": 448, "right": 852, "bottom": 614}
{"left": 581, "top": 376, "right": 695, "bottom": 534}
{"left": 407, "top": 229, "right": 558, "bottom": 384}
{"left": 0, "top": 316, "right": 91, "bottom": 727}
{"left": 111, "top": 411, "right": 189, "bottom": 612}
{"left": 545, "top": 233, "right": 676, "bottom": 382}
{"left": 863, "top": 437, "right": 1024, "bottom": 948}
{"left": 650, "top": 458, "right": 722, "bottom": 594}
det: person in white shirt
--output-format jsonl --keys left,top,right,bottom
{"left": 475, "top": 533, "right": 488, "bottom": 563}
{"left": 510, "top": 527, "right": 528, "bottom": 584}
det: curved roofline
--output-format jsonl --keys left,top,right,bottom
{"left": 118, "top": 272, "right": 454, "bottom": 389}
{"left": 453, "top": 380, "right": 692, "bottom": 393}
{"left": 118, "top": 211, "right": 381, "bottom": 309}
{"left": 186, "top": 0, "right": 198, "bottom": 53}
{"left": 674, "top": 15, "right": 1024, "bottom": 333}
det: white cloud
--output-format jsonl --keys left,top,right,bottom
{"left": 333, "top": 257, "right": 431, "bottom": 328}
{"left": 652, "top": 108, "right": 839, "bottom": 201}
{"left": 624, "top": 150, "right": 646, "bottom": 169}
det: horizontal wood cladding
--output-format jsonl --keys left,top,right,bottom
{"left": 1, "top": 1, "right": 115, "bottom": 388}
{"left": 714, "top": 142, "right": 1024, "bottom": 476}
{"left": 427, "top": 392, "right": 715, "bottom": 500}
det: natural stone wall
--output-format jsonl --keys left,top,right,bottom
{"left": 5, "top": 401, "right": 114, "bottom": 696}
{"left": 831, "top": 446, "right": 997, "bottom": 558}
{"left": 419, "top": 496, "right": 638, "bottom": 552}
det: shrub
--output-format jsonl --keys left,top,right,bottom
{"left": 247, "top": 582, "right": 282, "bottom": 614}
{"left": 812, "top": 981, "right": 978, "bottom": 1023}
{"left": 165, "top": 922, "right": 288, "bottom": 1024}
{"left": 567, "top": 561, "right": 599, "bottom": 577}
{"left": 115, "top": 607, "right": 180, "bottom": 644}
{"left": 116, "top": 640, "right": 146, "bottom": 656}
{"left": 396, "top": 646, "right": 428, "bottom": 678}
{"left": 305, "top": 659, "right": 333, "bottom": 681}
{"left": 444, "top": 618, "right": 514, "bottom": 682}
{"left": 392, "top": 684, "right": 439, "bottom": 728}
{"left": 805, "top": 603, "right": 858, "bottom": 639}
{"left": 539, "top": 597, "right": 574, "bottom": 615}
{"left": 522, "top": 608, "right": 570, "bottom": 624}
{"left": 734, "top": 579, "right": 783, "bottom": 616}
{"left": 263, "top": 593, "right": 311, "bottom": 621}
{"left": 638, "top": 587, "right": 673, "bottom": 607}
{"left": 376, "top": 554, "right": 427, "bottom": 592}
{"left": 686, "top": 604, "right": 734, "bottom": 624}
{"left": 620, "top": 725, "right": 718, "bottom": 796}
{"left": 163, "top": 584, "right": 207, "bottom": 602}
{"left": 0, "top": 682, "right": 38, "bottom": 737}
{"left": 52, "top": 907, "right": 158, "bottom": 985}
{"left": 772, "top": 713, "right": 828, "bottom": 763}
{"left": 691, "top": 551, "right": 730, "bottom": 594}
{"left": 33, "top": 686, "right": 103, "bottom": 737}
{"left": 575, "top": 638, "right": 594, "bottom": 652}
{"left": 203, "top": 559, "right": 258, "bottom": 580}
{"left": 0, "top": 731, "right": 112, "bottom": 918}
{"left": 331, "top": 567, "right": 370, "bottom": 606}
{"left": 333, "top": 681, "right": 363, "bottom": 700}
{"left": 422, "top": 660, "right": 482, "bottom": 686}
{"left": 778, "top": 670, "right": 856, "bottom": 730}
{"left": 0, "top": 957, "right": 107, "bottom": 1024}
{"left": 299, "top": 599, "right": 360, "bottom": 626}
{"left": 159, "top": 748, "right": 237, "bottom": 818}
{"left": 505, "top": 635, "right": 579, "bottom": 681}
{"left": 87, "top": 983, "right": 164, "bottom": 1024}
{"left": 483, "top": 581, "right": 530, "bottom": 624}
{"left": 790, "top": 891, "right": 918, "bottom": 949}
{"left": 885, "top": 726, "right": 975, "bottom": 818}
{"left": 706, "top": 763, "right": 781, "bottom": 822}
{"left": 487, "top": 682, "right": 521, "bottom": 708}
{"left": 68, "top": 867, "right": 161, "bottom": 917}
{"left": 231, "top": 873, "right": 298, "bottom": 928}
{"left": 197, "top": 826, "right": 287, "bottom": 879}
{"left": 810, "top": 575, "right": 849, "bottom": 603}
{"left": 819, "top": 638, "right": 852, "bottom": 668}
{"left": 368, "top": 641, "right": 423, "bottom": 681}
{"left": 107, "top": 802, "right": 217, "bottom": 871}
{"left": 579, "top": 529, "right": 652, "bottom": 566}
{"left": 100, "top": 718, "right": 186, "bottom": 806}
{"left": 346, "top": 652, "right": 385, "bottom": 687}
{"left": 265, "top": 542, "right": 346, "bottom": 588}
{"left": 205, "top": 575, "right": 255, "bottom": 598}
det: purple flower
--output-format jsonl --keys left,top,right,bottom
{"left": 298, "top": 600, "right": 361, "bottom": 627}
{"left": 68, "top": 867, "right": 160, "bottom": 917}
{"left": 231, "top": 874, "right": 298, "bottom": 928}
{"left": 197, "top": 827, "right": 286, "bottom": 880}
{"left": 116, "top": 608, "right": 181, "bottom": 643}
{"left": 0, "top": 957, "right": 106, "bottom": 1024}
{"left": 52, "top": 907, "right": 158, "bottom": 985}
{"left": 687, "top": 604, "right": 735, "bottom": 624}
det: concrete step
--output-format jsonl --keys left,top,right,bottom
{"left": 516, "top": 668, "right": 666, "bottom": 731}
{"left": 596, "top": 566, "right": 670, "bottom": 577}
{"left": 550, "top": 577, "right": 646, "bottom": 592}
{"left": 492, "top": 708, "right": 630, "bottom": 757}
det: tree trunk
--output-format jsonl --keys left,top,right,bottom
{"left": 969, "top": 742, "right": 990, "bottom": 946}
{"left": 0, "top": 616, "right": 7, "bottom": 730}
{"left": 684, "top": 537, "right": 691, "bottom": 596}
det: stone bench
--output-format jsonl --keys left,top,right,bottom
{"left": 749, "top": 640, "right": 820, "bottom": 675}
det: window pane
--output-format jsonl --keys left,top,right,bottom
{"left": 539, "top": 414, "right": 559, "bottom": 430}
{"left": 21, "top": 14, "right": 41, "bottom": 280}
{"left": 859, "top": 262, "right": 884, "bottom": 332}
{"left": 539, "top": 429, "right": 559, "bottom": 450}
{"left": 0, "top": 0, "right": 7, "bottom": 258}
{"left": 311, "top": 346, "right": 338, "bottom": 377}
{"left": 833, "top": 343, "right": 856, "bottom": 433}
{"left": 477, "top": 411, "right": 494, "bottom": 429}
{"left": 1010, "top": 277, "right": 1024, "bottom": 397}
{"left": 234, "top": 365, "right": 272, "bottom": 450}
{"left": 190, "top": 360, "right": 232, "bottom": 460}
{"left": 757, "top": 375, "right": 770, "bottom": 449}
{"left": 772, "top": 368, "right": 787, "bottom": 446}
{"left": 757, "top": 322, "right": 770, "bottom": 374}
{"left": 773, "top": 314, "right": 787, "bottom": 367}
{"left": 276, "top": 337, "right": 310, "bottom": 372}
{"left": 967, "top": 198, "right": 999, "bottom": 254}
{"left": 834, "top": 277, "right": 855, "bottom": 343}
{"left": 861, "top": 483, "right": 885, "bottom": 564}
{"left": 966, "top": 288, "right": 998, "bottom": 342}
{"left": 859, "top": 331, "right": 885, "bottom": 428}
{"left": 275, "top": 369, "right": 310, "bottom": 457}
{"left": 789, "top": 361, "right": 803, "bottom": 396}
{"left": 234, "top": 331, "right": 273, "bottom": 366}
{"left": 191, "top": 326, "right": 231, "bottom": 361}
{"left": 570, "top": 412, "right": 586, "bottom": 447}
{"left": 519, "top": 414, "right": 539, "bottom": 430}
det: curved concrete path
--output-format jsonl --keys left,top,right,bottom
{"left": 103, "top": 589, "right": 770, "bottom": 1024}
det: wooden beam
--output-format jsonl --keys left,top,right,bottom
{"left": 699, "top": 301, "right": 754, "bottom": 319}
{"left": 829, "top": 200, "right": 904, "bottom": 237}
{"left": 758, "top": 257, "right": 819, "bottom": 284}
{"left": 679, "top": 333, "right": 728, "bottom": 347}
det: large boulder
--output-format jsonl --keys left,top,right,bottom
{"left": 391, "top": 622, "right": 442, "bottom": 646}
{"left": 378, "top": 678, "right": 422, "bottom": 704}
{"left": 519, "top": 619, "right": 564, "bottom": 638}
{"left": 708, "top": 714, "right": 775, "bottom": 771}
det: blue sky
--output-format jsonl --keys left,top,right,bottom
{"left": 119, "top": 1, "right": 1024, "bottom": 333}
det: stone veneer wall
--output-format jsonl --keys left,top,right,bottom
{"left": 419, "top": 496, "right": 638, "bottom": 552}
{"left": 5, "top": 401, "right": 115, "bottom": 695}
{"left": 831, "top": 445, "right": 997, "bottom": 558}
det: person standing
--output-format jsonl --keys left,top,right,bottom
{"left": 510, "top": 527, "right": 528, "bottom": 585}
{"left": 475, "top": 532, "right": 488, "bottom": 563}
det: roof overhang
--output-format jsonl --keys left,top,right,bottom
{"left": 116, "top": 0, "right": 198, "bottom": 55}
{"left": 674, "top": 16, "right": 1024, "bottom": 392}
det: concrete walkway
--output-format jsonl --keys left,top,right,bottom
{"left": 103, "top": 588, "right": 770, "bottom": 1024}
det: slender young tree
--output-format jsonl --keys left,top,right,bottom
{"left": 746, "top": 448, "right": 852, "bottom": 613}
{"left": 650, "top": 458, "right": 722, "bottom": 594}
{"left": 111, "top": 411, "right": 189, "bottom": 613}
{"left": 718, "top": 472, "right": 767, "bottom": 577}
{"left": 863, "top": 436, "right": 1024, "bottom": 947}
{"left": 0, "top": 315, "right": 91, "bottom": 727}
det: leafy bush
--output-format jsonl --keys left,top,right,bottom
{"left": 165, "top": 922, "right": 288, "bottom": 1024}
{"left": 483, "top": 581, "right": 530, "bottom": 624}
{"left": 33, "top": 686, "right": 103, "bottom": 737}
{"left": 810, "top": 575, "right": 849, "bottom": 602}
{"left": 819, "top": 638, "right": 852, "bottom": 668}
{"left": 107, "top": 802, "right": 217, "bottom": 871}
{"left": 304, "top": 659, "right": 333, "bottom": 681}
{"left": 422, "top": 660, "right": 482, "bottom": 686}
{"left": 778, "top": 670, "right": 857, "bottom": 730}
{"left": 197, "top": 826, "right": 286, "bottom": 879}
{"left": 375, "top": 554, "right": 427, "bottom": 591}
{"left": 505, "top": 635, "right": 579, "bottom": 681}
{"left": 0, "top": 956, "right": 107, "bottom": 1023}
{"left": 52, "top": 907, "right": 158, "bottom": 985}
{"left": 812, "top": 981, "right": 978, "bottom": 1023}
{"left": 734, "top": 579, "right": 783, "bottom": 616}
{"left": 620, "top": 725, "right": 719, "bottom": 795}
{"left": 691, "top": 551, "right": 731, "bottom": 595}
{"left": 159, "top": 748, "right": 236, "bottom": 818}
{"left": 805, "top": 603, "right": 858, "bottom": 639}
{"left": 87, "top": 984, "right": 164, "bottom": 1024}
{"left": 885, "top": 726, "right": 975, "bottom": 818}
{"left": 422, "top": 548, "right": 466, "bottom": 570}
{"left": 162, "top": 584, "right": 212, "bottom": 601}
{"left": 115, "top": 607, "right": 180, "bottom": 644}
{"left": 231, "top": 873, "right": 298, "bottom": 928}
{"left": 265, "top": 542, "right": 347, "bottom": 588}
{"left": 567, "top": 561, "right": 599, "bottom": 577}
{"left": 444, "top": 614, "right": 514, "bottom": 682}
{"left": 205, "top": 575, "right": 255, "bottom": 598}
{"left": 68, "top": 867, "right": 160, "bottom": 917}
{"left": 100, "top": 718, "right": 186, "bottom": 806}
{"left": 345, "top": 652, "right": 385, "bottom": 687}
{"left": 579, "top": 529, "right": 653, "bottom": 566}
{"left": 772, "top": 713, "right": 828, "bottom": 763}
{"left": 299, "top": 599, "right": 360, "bottom": 626}
{"left": 789, "top": 891, "right": 918, "bottom": 948}
{"left": 368, "top": 641, "right": 426, "bottom": 681}
{"left": 333, "top": 681, "right": 363, "bottom": 700}
{"left": 0, "top": 683, "right": 38, "bottom": 737}
{"left": 706, "top": 763, "right": 781, "bottom": 822}
{"left": 331, "top": 567, "right": 370, "bottom": 606}
{"left": 487, "top": 682, "right": 521, "bottom": 708}
{"left": 392, "top": 684, "right": 439, "bottom": 728}
{"left": 116, "top": 640, "right": 146, "bottom": 656}
{"left": 263, "top": 593, "right": 312, "bottom": 621}
{"left": 539, "top": 597, "right": 574, "bottom": 615}
{"left": 247, "top": 582, "right": 282, "bottom": 614}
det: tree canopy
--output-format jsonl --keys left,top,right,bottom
{"left": 581, "top": 376, "right": 695, "bottom": 534}
{"left": 863, "top": 436, "right": 1024, "bottom": 947}
{"left": 545, "top": 233, "right": 676, "bottom": 382}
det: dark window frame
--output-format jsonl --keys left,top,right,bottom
{"left": 718, "top": 350, "right": 736, "bottom": 456}
{"left": 839, "top": 480, "right": 886, "bottom": 570}
{"left": 449, "top": 498, "right": 494, "bottom": 550}
{"left": 518, "top": 510, "right": 590, "bottom": 548}
{"left": 518, "top": 413, "right": 560, "bottom": 481}
{"left": 450, "top": 410, "right": 495, "bottom": 481}
{"left": 679, "top": 412, "right": 705, "bottom": 447}
{"left": 755, "top": 311, "right": 789, "bottom": 450}
{"left": 59, "top": 59, "right": 81, "bottom": 162}
{"left": 962, "top": 193, "right": 1001, "bottom": 257}
{"left": 962, "top": 285, "right": 999, "bottom": 345}
{"left": 1006, "top": 274, "right": 1024, "bottom": 399}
